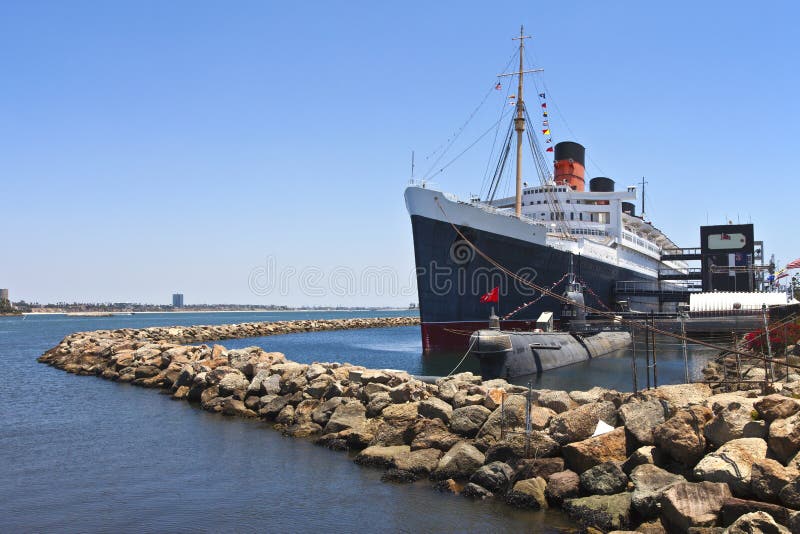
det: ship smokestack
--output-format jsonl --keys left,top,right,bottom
{"left": 553, "top": 141, "right": 586, "bottom": 191}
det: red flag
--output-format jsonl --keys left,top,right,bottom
{"left": 541, "top": 103, "right": 547, "bottom": 108}
{"left": 546, "top": 146, "right": 554, "bottom": 152}
{"left": 786, "top": 257, "right": 800, "bottom": 270}
{"left": 479, "top": 287, "right": 499, "bottom": 303}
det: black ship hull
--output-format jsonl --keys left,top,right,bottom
{"left": 409, "top": 212, "right": 665, "bottom": 352}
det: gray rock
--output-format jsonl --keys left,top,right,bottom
{"left": 630, "top": 464, "right": 685, "bottom": 519}
{"left": 660, "top": 481, "right": 732, "bottom": 532}
{"left": 693, "top": 438, "right": 768, "bottom": 497}
{"left": 418, "top": 397, "right": 453, "bottom": 424}
{"left": 562, "top": 493, "right": 632, "bottom": 532}
{"left": 724, "top": 511, "right": 790, "bottom": 534}
{"left": 311, "top": 397, "right": 347, "bottom": 426}
{"left": 704, "top": 403, "right": 766, "bottom": 447}
{"left": 476, "top": 394, "right": 528, "bottom": 442}
{"left": 619, "top": 398, "right": 666, "bottom": 446}
{"left": 323, "top": 401, "right": 367, "bottom": 434}
{"left": 258, "top": 393, "right": 292, "bottom": 419}
{"left": 450, "top": 405, "right": 491, "bottom": 437}
{"left": 622, "top": 445, "right": 665, "bottom": 475}
{"left": 217, "top": 371, "right": 249, "bottom": 397}
{"left": 469, "top": 461, "right": 514, "bottom": 493}
{"left": 305, "top": 375, "right": 334, "bottom": 398}
{"left": 393, "top": 448, "right": 442, "bottom": 475}
{"left": 538, "top": 390, "right": 573, "bottom": 413}
{"left": 579, "top": 461, "right": 628, "bottom": 496}
{"left": 366, "top": 392, "right": 393, "bottom": 418}
{"left": 432, "top": 442, "right": 485, "bottom": 480}
{"left": 462, "top": 482, "right": 493, "bottom": 499}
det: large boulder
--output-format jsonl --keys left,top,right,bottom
{"left": 653, "top": 406, "right": 713, "bottom": 466}
{"left": 217, "top": 371, "right": 250, "bottom": 398}
{"left": 767, "top": 413, "right": 800, "bottom": 464}
{"left": 538, "top": 390, "right": 574, "bottom": 413}
{"left": 417, "top": 397, "right": 453, "bottom": 424}
{"left": 506, "top": 477, "right": 548, "bottom": 509}
{"left": 562, "top": 493, "right": 632, "bottom": 532}
{"left": 579, "top": 461, "right": 627, "bottom": 496}
{"left": 619, "top": 398, "right": 666, "bottom": 446}
{"left": 630, "top": 463, "right": 686, "bottom": 519}
{"left": 645, "top": 383, "right": 712, "bottom": 415}
{"left": 549, "top": 407, "right": 600, "bottom": 445}
{"left": 751, "top": 458, "right": 799, "bottom": 503}
{"left": 755, "top": 395, "right": 800, "bottom": 423}
{"left": 311, "top": 397, "right": 347, "bottom": 426}
{"left": 323, "top": 401, "right": 367, "bottom": 434}
{"left": 392, "top": 448, "right": 442, "bottom": 475}
{"left": 562, "top": 427, "right": 627, "bottom": 474}
{"left": 660, "top": 481, "right": 732, "bottom": 531}
{"left": 476, "top": 394, "right": 528, "bottom": 442}
{"left": 449, "top": 405, "right": 491, "bottom": 437}
{"left": 513, "top": 457, "right": 564, "bottom": 482}
{"left": 546, "top": 469, "right": 580, "bottom": 505}
{"left": 381, "top": 402, "right": 419, "bottom": 423}
{"left": 469, "top": 461, "right": 515, "bottom": 494}
{"left": 409, "top": 418, "right": 461, "bottom": 451}
{"left": 484, "top": 431, "right": 560, "bottom": 463}
{"left": 354, "top": 445, "right": 410, "bottom": 467}
{"left": 724, "top": 511, "right": 791, "bottom": 534}
{"left": 432, "top": 442, "right": 485, "bottom": 480}
{"left": 704, "top": 402, "right": 766, "bottom": 447}
{"left": 720, "top": 498, "right": 793, "bottom": 529}
{"left": 693, "top": 438, "right": 768, "bottom": 497}
{"left": 622, "top": 445, "right": 666, "bottom": 475}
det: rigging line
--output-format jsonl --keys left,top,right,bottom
{"left": 432, "top": 196, "right": 800, "bottom": 369}
{"left": 479, "top": 77, "right": 516, "bottom": 199}
{"left": 422, "top": 50, "right": 520, "bottom": 178}
{"left": 487, "top": 119, "right": 515, "bottom": 202}
{"left": 424, "top": 108, "right": 515, "bottom": 181}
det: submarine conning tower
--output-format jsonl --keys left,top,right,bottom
{"left": 553, "top": 141, "right": 586, "bottom": 191}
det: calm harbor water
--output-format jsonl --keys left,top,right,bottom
{"left": 1, "top": 311, "right": 718, "bottom": 532}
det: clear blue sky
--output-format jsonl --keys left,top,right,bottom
{"left": 2, "top": 1, "right": 798, "bottom": 306}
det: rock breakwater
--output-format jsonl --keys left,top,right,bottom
{"left": 39, "top": 319, "right": 800, "bottom": 533}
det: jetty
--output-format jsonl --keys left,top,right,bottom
{"left": 38, "top": 318, "right": 800, "bottom": 533}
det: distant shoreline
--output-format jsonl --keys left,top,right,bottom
{"left": 21, "top": 308, "right": 417, "bottom": 316}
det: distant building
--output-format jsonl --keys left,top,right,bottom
{"left": 0, "top": 289, "right": 8, "bottom": 303}
{"left": 172, "top": 293, "right": 184, "bottom": 308}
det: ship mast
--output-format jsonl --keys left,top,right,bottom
{"left": 513, "top": 26, "right": 529, "bottom": 218}
{"left": 497, "top": 26, "right": 542, "bottom": 216}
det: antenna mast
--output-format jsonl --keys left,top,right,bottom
{"left": 640, "top": 176, "right": 648, "bottom": 220}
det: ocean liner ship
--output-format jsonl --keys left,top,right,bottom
{"left": 405, "top": 29, "right": 689, "bottom": 352}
